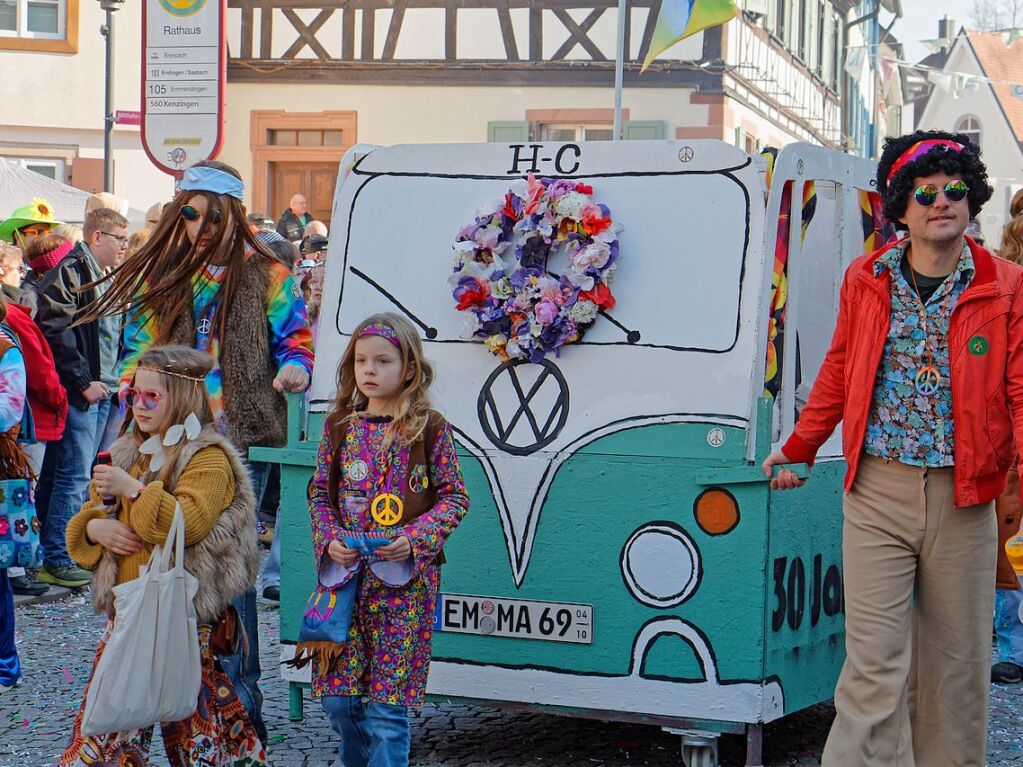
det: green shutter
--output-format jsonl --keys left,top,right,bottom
{"left": 487, "top": 121, "right": 530, "bottom": 142}
{"left": 735, "top": 126, "right": 746, "bottom": 149}
{"left": 624, "top": 120, "right": 666, "bottom": 140}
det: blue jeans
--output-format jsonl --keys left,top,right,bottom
{"left": 0, "top": 570, "right": 19, "bottom": 687}
{"left": 995, "top": 588, "right": 1023, "bottom": 665}
{"left": 259, "top": 514, "right": 281, "bottom": 591}
{"left": 322, "top": 696, "right": 411, "bottom": 767}
{"left": 219, "top": 460, "right": 270, "bottom": 743}
{"left": 39, "top": 399, "right": 111, "bottom": 569}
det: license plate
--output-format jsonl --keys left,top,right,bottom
{"left": 434, "top": 593, "right": 593, "bottom": 644}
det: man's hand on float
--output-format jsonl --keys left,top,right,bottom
{"left": 761, "top": 449, "right": 807, "bottom": 490}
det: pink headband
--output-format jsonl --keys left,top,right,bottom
{"left": 886, "top": 139, "right": 965, "bottom": 183}
{"left": 28, "top": 238, "right": 73, "bottom": 273}
{"left": 356, "top": 322, "right": 401, "bottom": 349}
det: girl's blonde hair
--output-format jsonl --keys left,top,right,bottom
{"left": 998, "top": 188, "right": 1023, "bottom": 265}
{"left": 329, "top": 313, "right": 434, "bottom": 446}
{"left": 128, "top": 345, "right": 215, "bottom": 484}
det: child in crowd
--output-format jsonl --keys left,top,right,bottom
{"left": 59, "top": 345, "right": 265, "bottom": 766}
{"left": 0, "top": 297, "right": 30, "bottom": 693}
{"left": 306, "top": 313, "right": 468, "bottom": 767}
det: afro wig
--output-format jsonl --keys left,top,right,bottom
{"left": 876, "top": 129, "right": 993, "bottom": 226}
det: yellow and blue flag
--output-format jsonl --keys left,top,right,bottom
{"left": 640, "top": 0, "right": 738, "bottom": 71}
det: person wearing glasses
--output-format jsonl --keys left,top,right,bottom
{"left": 762, "top": 130, "right": 1023, "bottom": 766}
{"left": 33, "top": 207, "right": 127, "bottom": 590}
{"left": 75, "top": 160, "right": 314, "bottom": 745}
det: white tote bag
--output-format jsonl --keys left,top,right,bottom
{"left": 81, "top": 503, "right": 202, "bottom": 736}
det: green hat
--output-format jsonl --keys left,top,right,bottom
{"left": 0, "top": 198, "right": 63, "bottom": 243}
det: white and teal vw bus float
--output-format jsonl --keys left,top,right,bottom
{"left": 257, "top": 139, "right": 881, "bottom": 767}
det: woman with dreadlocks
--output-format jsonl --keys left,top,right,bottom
{"left": 77, "top": 160, "right": 314, "bottom": 743}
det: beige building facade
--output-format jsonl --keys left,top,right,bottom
{"left": 0, "top": 0, "right": 887, "bottom": 223}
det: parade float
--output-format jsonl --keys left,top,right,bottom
{"left": 252, "top": 139, "right": 890, "bottom": 767}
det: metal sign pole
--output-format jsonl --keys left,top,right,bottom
{"left": 613, "top": 0, "right": 627, "bottom": 140}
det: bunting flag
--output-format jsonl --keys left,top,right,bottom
{"left": 640, "top": 0, "right": 738, "bottom": 72}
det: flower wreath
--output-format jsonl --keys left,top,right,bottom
{"left": 450, "top": 173, "right": 621, "bottom": 362}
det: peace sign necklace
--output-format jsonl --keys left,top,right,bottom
{"left": 345, "top": 413, "right": 405, "bottom": 527}
{"left": 906, "top": 254, "right": 955, "bottom": 397}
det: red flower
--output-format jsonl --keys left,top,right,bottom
{"left": 456, "top": 287, "right": 487, "bottom": 311}
{"left": 574, "top": 183, "right": 593, "bottom": 194}
{"left": 502, "top": 193, "right": 520, "bottom": 222}
{"left": 581, "top": 215, "right": 611, "bottom": 236}
{"left": 580, "top": 283, "right": 616, "bottom": 311}
{"left": 523, "top": 173, "right": 545, "bottom": 216}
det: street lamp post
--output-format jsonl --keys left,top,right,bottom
{"left": 99, "top": 0, "right": 124, "bottom": 192}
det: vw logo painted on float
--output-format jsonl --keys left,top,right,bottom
{"left": 160, "top": 0, "right": 206, "bottom": 16}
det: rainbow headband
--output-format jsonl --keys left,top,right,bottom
{"left": 886, "top": 139, "right": 965, "bottom": 183}
{"left": 179, "top": 166, "right": 244, "bottom": 201}
{"left": 356, "top": 323, "right": 401, "bottom": 349}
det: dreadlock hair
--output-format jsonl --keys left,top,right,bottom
{"left": 876, "top": 130, "right": 993, "bottom": 226}
{"left": 999, "top": 188, "right": 1023, "bottom": 265}
{"left": 75, "top": 160, "right": 275, "bottom": 342}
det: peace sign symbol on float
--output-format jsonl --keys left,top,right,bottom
{"left": 371, "top": 493, "right": 404, "bottom": 526}
{"left": 914, "top": 365, "right": 941, "bottom": 396}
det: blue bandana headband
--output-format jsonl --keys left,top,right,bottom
{"left": 180, "top": 166, "right": 244, "bottom": 201}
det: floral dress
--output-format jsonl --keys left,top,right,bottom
{"left": 308, "top": 414, "right": 468, "bottom": 706}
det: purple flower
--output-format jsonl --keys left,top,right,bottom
{"left": 547, "top": 179, "right": 576, "bottom": 199}
{"left": 535, "top": 300, "right": 559, "bottom": 326}
{"left": 518, "top": 236, "right": 550, "bottom": 269}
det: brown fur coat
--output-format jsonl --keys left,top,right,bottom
{"left": 90, "top": 424, "right": 260, "bottom": 624}
{"left": 166, "top": 255, "right": 288, "bottom": 452}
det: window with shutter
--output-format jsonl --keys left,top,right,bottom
{"left": 624, "top": 121, "right": 666, "bottom": 140}
{"left": 487, "top": 122, "right": 531, "bottom": 143}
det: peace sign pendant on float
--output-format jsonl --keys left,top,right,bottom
{"left": 914, "top": 365, "right": 941, "bottom": 396}
{"left": 371, "top": 493, "right": 403, "bottom": 526}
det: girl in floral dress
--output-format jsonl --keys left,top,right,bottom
{"left": 306, "top": 312, "right": 468, "bottom": 767}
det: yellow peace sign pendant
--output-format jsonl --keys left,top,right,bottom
{"left": 371, "top": 493, "right": 404, "bottom": 526}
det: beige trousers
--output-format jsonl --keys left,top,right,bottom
{"left": 822, "top": 455, "right": 996, "bottom": 767}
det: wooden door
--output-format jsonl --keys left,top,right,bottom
{"left": 270, "top": 161, "right": 338, "bottom": 225}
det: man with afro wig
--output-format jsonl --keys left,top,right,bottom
{"left": 762, "top": 129, "right": 1023, "bottom": 765}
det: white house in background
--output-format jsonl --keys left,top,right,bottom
{"left": 915, "top": 29, "right": 1023, "bottom": 245}
{"left": 0, "top": 0, "right": 171, "bottom": 212}
{"left": 0, "top": 0, "right": 892, "bottom": 224}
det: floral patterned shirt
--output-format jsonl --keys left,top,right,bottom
{"left": 863, "top": 240, "right": 973, "bottom": 467}
{"left": 307, "top": 414, "right": 469, "bottom": 706}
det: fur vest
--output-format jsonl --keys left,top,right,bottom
{"left": 90, "top": 424, "right": 260, "bottom": 624}
{"left": 167, "top": 254, "right": 287, "bottom": 452}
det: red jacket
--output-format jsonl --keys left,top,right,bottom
{"left": 783, "top": 236, "right": 1023, "bottom": 508}
{"left": 5, "top": 302, "right": 67, "bottom": 441}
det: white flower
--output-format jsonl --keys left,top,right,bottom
{"left": 565, "top": 269, "right": 595, "bottom": 291}
{"left": 460, "top": 312, "right": 482, "bottom": 339}
{"left": 569, "top": 300, "right": 599, "bottom": 324}
{"left": 554, "top": 191, "right": 590, "bottom": 220}
{"left": 491, "top": 277, "right": 513, "bottom": 298}
{"left": 506, "top": 338, "right": 522, "bottom": 357}
{"left": 573, "top": 241, "right": 610, "bottom": 270}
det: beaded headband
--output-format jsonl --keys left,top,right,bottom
{"left": 886, "top": 139, "right": 965, "bottom": 183}
{"left": 179, "top": 166, "right": 245, "bottom": 201}
{"left": 138, "top": 366, "right": 206, "bottom": 383}
{"left": 356, "top": 322, "right": 401, "bottom": 349}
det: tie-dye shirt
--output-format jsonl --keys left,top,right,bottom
{"left": 0, "top": 327, "right": 26, "bottom": 432}
{"left": 118, "top": 256, "right": 314, "bottom": 428}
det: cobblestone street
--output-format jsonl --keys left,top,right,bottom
{"left": 2, "top": 589, "right": 1022, "bottom": 767}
